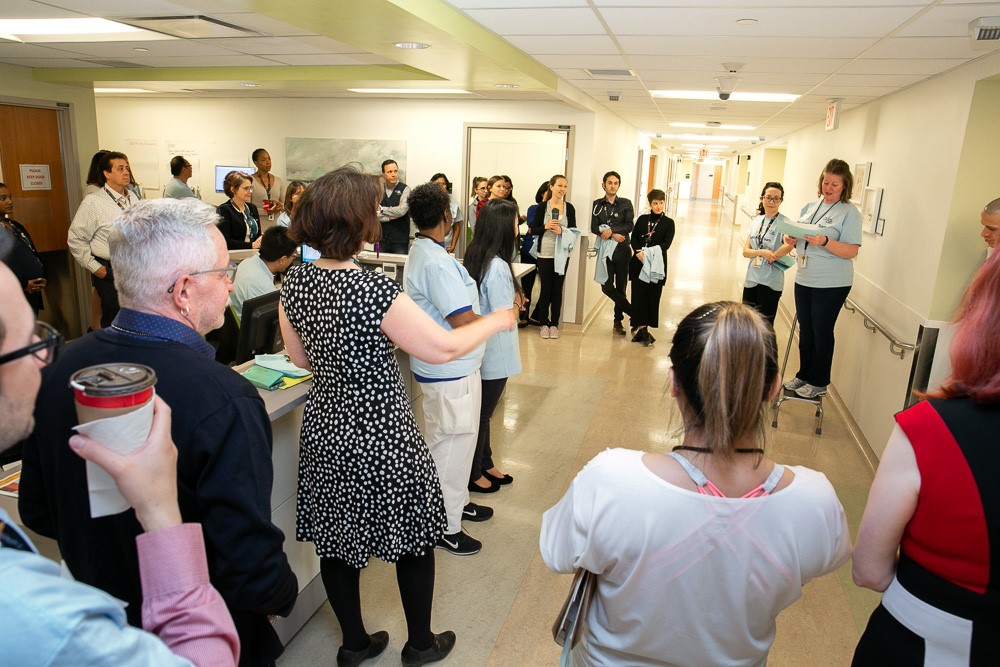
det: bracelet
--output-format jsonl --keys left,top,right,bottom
{"left": 821, "top": 235, "right": 830, "bottom": 246}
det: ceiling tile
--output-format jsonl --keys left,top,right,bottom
{"left": 465, "top": 8, "right": 605, "bottom": 35}
{"left": 863, "top": 36, "right": 1000, "bottom": 59}
{"left": 617, "top": 35, "right": 879, "bottom": 58}
{"left": 505, "top": 35, "right": 618, "bottom": 55}
{"left": 838, "top": 58, "right": 969, "bottom": 75}
{"left": 40, "top": 39, "right": 238, "bottom": 57}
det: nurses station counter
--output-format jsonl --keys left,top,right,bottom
{"left": 259, "top": 251, "right": 535, "bottom": 644}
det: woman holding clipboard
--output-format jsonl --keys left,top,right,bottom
{"left": 783, "top": 159, "right": 862, "bottom": 400}
{"left": 741, "top": 182, "right": 794, "bottom": 325}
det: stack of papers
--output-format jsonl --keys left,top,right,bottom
{"left": 242, "top": 354, "right": 313, "bottom": 391}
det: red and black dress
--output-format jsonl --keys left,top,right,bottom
{"left": 853, "top": 397, "right": 1000, "bottom": 666}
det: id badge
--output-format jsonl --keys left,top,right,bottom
{"left": 798, "top": 255, "right": 807, "bottom": 269}
{"left": 752, "top": 257, "right": 763, "bottom": 268}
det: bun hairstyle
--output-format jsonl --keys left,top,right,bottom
{"left": 669, "top": 302, "right": 778, "bottom": 458}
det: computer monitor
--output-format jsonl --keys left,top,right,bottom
{"left": 234, "top": 291, "right": 283, "bottom": 365}
{"left": 215, "top": 165, "right": 255, "bottom": 193}
{"left": 301, "top": 243, "right": 321, "bottom": 263}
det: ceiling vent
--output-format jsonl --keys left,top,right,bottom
{"left": 122, "top": 16, "right": 263, "bottom": 39}
{"left": 969, "top": 17, "right": 1000, "bottom": 40}
{"left": 585, "top": 68, "right": 635, "bottom": 78}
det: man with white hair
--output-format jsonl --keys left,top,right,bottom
{"left": 980, "top": 197, "right": 1000, "bottom": 249}
{"left": 19, "top": 198, "right": 298, "bottom": 667}
{"left": 0, "top": 259, "right": 239, "bottom": 664}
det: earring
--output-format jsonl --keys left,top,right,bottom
{"left": 180, "top": 306, "right": 190, "bottom": 318}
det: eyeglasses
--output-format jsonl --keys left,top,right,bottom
{"left": 761, "top": 196, "right": 782, "bottom": 203}
{"left": 167, "top": 262, "right": 238, "bottom": 293}
{"left": 0, "top": 320, "right": 63, "bottom": 367}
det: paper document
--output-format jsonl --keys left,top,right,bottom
{"left": 775, "top": 218, "right": 821, "bottom": 239}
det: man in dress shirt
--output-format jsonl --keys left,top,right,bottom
{"left": 980, "top": 197, "right": 1000, "bottom": 249}
{"left": 230, "top": 226, "right": 297, "bottom": 318}
{"left": 67, "top": 150, "right": 135, "bottom": 327}
{"left": 163, "top": 156, "right": 197, "bottom": 199}
{"left": 378, "top": 159, "right": 411, "bottom": 254}
{"left": 0, "top": 261, "right": 239, "bottom": 665}
{"left": 591, "top": 171, "right": 635, "bottom": 335}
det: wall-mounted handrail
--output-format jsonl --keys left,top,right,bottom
{"left": 843, "top": 297, "right": 917, "bottom": 359}
{"left": 739, "top": 205, "right": 755, "bottom": 220}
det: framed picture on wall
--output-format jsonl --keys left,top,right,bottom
{"left": 853, "top": 162, "right": 871, "bottom": 203}
{"left": 860, "top": 186, "right": 883, "bottom": 234}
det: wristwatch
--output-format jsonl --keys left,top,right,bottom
{"left": 821, "top": 235, "right": 830, "bottom": 246}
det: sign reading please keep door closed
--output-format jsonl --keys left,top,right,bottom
{"left": 19, "top": 164, "right": 52, "bottom": 191}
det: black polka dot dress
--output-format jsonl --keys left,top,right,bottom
{"left": 280, "top": 264, "right": 446, "bottom": 567}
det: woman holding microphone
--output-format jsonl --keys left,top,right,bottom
{"left": 784, "top": 159, "right": 862, "bottom": 399}
{"left": 528, "top": 174, "right": 576, "bottom": 339}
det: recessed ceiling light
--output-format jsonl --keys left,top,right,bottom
{"left": 0, "top": 18, "right": 168, "bottom": 43}
{"left": 662, "top": 133, "right": 759, "bottom": 142}
{"left": 652, "top": 90, "right": 798, "bottom": 103}
{"left": 495, "top": 83, "right": 519, "bottom": 89}
{"left": 94, "top": 88, "right": 155, "bottom": 94}
{"left": 736, "top": 19, "right": 758, "bottom": 26}
{"left": 348, "top": 88, "right": 471, "bottom": 94}
{"left": 670, "top": 122, "right": 757, "bottom": 130}
{"left": 393, "top": 41, "right": 429, "bottom": 49}
{"left": 133, "top": 47, "right": 149, "bottom": 52}
{"left": 240, "top": 83, "right": 260, "bottom": 87}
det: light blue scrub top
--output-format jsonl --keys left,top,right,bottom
{"left": 793, "top": 199, "right": 862, "bottom": 288}
{"left": 478, "top": 257, "right": 522, "bottom": 380}
{"left": 744, "top": 212, "right": 790, "bottom": 292}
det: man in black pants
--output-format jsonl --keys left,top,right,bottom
{"left": 378, "top": 159, "right": 411, "bottom": 254}
{"left": 591, "top": 171, "right": 634, "bottom": 334}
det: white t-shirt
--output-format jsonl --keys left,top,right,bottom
{"left": 540, "top": 448, "right": 851, "bottom": 667}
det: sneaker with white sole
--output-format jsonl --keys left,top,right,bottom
{"left": 539, "top": 325, "right": 551, "bottom": 339}
{"left": 783, "top": 378, "right": 807, "bottom": 391}
{"left": 435, "top": 531, "right": 481, "bottom": 556}
{"left": 549, "top": 327, "right": 560, "bottom": 339}
{"left": 462, "top": 502, "right": 493, "bottom": 522}
{"left": 794, "top": 383, "right": 827, "bottom": 399}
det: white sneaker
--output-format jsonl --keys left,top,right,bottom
{"left": 549, "top": 327, "right": 560, "bottom": 339}
{"left": 539, "top": 325, "right": 551, "bottom": 339}
{"left": 783, "top": 378, "right": 807, "bottom": 391}
{"left": 795, "top": 383, "right": 827, "bottom": 399}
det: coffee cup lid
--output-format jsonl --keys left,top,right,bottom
{"left": 70, "top": 364, "right": 157, "bottom": 398}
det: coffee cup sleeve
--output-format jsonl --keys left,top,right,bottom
{"left": 72, "top": 397, "right": 155, "bottom": 518}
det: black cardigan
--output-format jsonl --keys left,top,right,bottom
{"left": 216, "top": 200, "right": 261, "bottom": 250}
{"left": 629, "top": 212, "right": 675, "bottom": 284}
{"left": 529, "top": 200, "right": 577, "bottom": 248}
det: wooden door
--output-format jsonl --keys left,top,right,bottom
{"left": 647, "top": 154, "right": 657, "bottom": 193}
{"left": 0, "top": 104, "right": 70, "bottom": 251}
{"left": 712, "top": 165, "right": 722, "bottom": 199}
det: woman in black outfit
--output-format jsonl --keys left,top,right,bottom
{"left": 216, "top": 171, "right": 262, "bottom": 250}
{"left": 528, "top": 174, "right": 576, "bottom": 338}
{"left": 0, "top": 182, "right": 46, "bottom": 313}
{"left": 629, "top": 189, "right": 675, "bottom": 346}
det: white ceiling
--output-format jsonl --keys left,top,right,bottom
{"left": 1, "top": 0, "right": 999, "bottom": 152}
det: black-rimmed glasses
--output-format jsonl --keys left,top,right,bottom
{"left": 167, "top": 262, "right": 239, "bottom": 293}
{"left": 761, "top": 196, "right": 782, "bottom": 203}
{"left": 0, "top": 320, "right": 63, "bottom": 367}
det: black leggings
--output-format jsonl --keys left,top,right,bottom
{"left": 531, "top": 257, "right": 567, "bottom": 326}
{"left": 793, "top": 283, "right": 851, "bottom": 387}
{"left": 320, "top": 551, "right": 436, "bottom": 651}
{"left": 742, "top": 284, "right": 782, "bottom": 326}
{"left": 470, "top": 377, "right": 507, "bottom": 482}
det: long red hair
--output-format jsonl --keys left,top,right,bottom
{"left": 938, "top": 250, "right": 1000, "bottom": 403}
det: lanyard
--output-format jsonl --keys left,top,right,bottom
{"left": 755, "top": 216, "right": 775, "bottom": 249}
{"left": 255, "top": 173, "right": 272, "bottom": 200}
{"left": 645, "top": 214, "right": 661, "bottom": 243}
{"left": 802, "top": 201, "right": 837, "bottom": 254}
{"left": 104, "top": 186, "right": 129, "bottom": 211}
{"left": 234, "top": 201, "right": 258, "bottom": 239}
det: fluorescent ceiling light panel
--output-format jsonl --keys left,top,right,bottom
{"left": 347, "top": 88, "right": 471, "bottom": 94}
{"left": 94, "top": 88, "right": 156, "bottom": 94}
{"left": 0, "top": 18, "right": 172, "bottom": 43}
{"left": 662, "top": 133, "right": 758, "bottom": 142}
{"left": 670, "top": 122, "right": 756, "bottom": 130}
{"left": 653, "top": 90, "right": 798, "bottom": 103}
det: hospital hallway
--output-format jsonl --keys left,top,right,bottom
{"left": 279, "top": 197, "right": 882, "bottom": 666}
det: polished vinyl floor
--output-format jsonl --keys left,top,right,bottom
{"left": 278, "top": 199, "right": 882, "bottom": 666}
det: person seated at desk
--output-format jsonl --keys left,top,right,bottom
{"left": 230, "top": 226, "right": 297, "bottom": 319}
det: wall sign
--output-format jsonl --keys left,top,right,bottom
{"left": 19, "top": 164, "right": 51, "bottom": 190}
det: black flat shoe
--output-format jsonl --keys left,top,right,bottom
{"left": 468, "top": 477, "right": 500, "bottom": 494}
{"left": 401, "top": 631, "right": 456, "bottom": 666}
{"left": 482, "top": 469, "right": 513, "bottom": 485}
{"left": 337, "top": 631, "right": 389, "bottom": 667}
